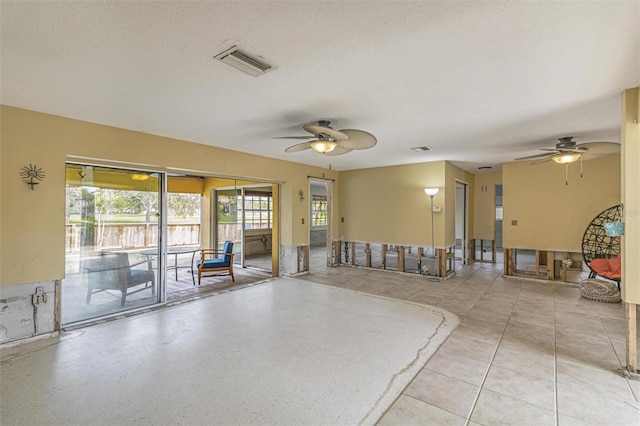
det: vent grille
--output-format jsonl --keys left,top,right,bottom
{"left": 214, "top": 46, "right": 276, "bottom": 77}
{"left": 411, "top": 146, "right": 433, "bottom": 152}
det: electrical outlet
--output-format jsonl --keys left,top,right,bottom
{"left": 301, "top": 218, "right": 305, "bottom": 224}
{"left": 32, "top": 287, "right": 47, "bottom": 305}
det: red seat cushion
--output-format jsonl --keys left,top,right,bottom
{"left": 590, "top": 255, "right": 621, "bottom": 280}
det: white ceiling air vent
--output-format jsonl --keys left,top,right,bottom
{"left": 214, "top": 46, "right": 276, "bottom": 77}
{"left": 411, "top": 146, "right": 433, "bottom": 152}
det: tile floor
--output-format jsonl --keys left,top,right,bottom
{"left": 299, "top": 261, "right": 640, "bottom": 425}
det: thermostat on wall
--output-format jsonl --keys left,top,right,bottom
{"left": 432, "top": 206, "right": 442, "bottom": 213}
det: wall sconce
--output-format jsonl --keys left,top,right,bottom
{"left": 298, "top": 190, "right": 306, "bottom": 201}
{"left": 20, "top": 164, "right": 45, "bottom": 190}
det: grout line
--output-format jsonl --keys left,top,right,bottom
{"left": 553, "top": 283, "right": 559, "bottom": 426}
{"left": 462, "top": 265, "right": 519, "bottom": 426}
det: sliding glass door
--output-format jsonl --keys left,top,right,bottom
{"left": 213, "top": 187, "right": 275, "bottom": 273}
{"left": 62, "top": 164, "right": 163, "bottom": 324}
{"left": 214, "top": 188, "right": 242, "bottom": 265}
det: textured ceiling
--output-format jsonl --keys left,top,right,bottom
{"left": 1, "top": 1, "right": 638, "bottom": 172}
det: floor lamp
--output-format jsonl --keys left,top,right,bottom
{"left": 424, "top": 188, "right": 440, "bottom": 280}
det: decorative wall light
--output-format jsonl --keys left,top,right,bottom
{"left": 20, "top": 164, "right": 45, "bottom": 190}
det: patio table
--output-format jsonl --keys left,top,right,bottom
{"left": 141, "top": 246, "right": 200, "bottom": 285}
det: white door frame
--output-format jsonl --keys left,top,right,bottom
{"left": 455, "top": 180, "right": 469, "bottom": 265}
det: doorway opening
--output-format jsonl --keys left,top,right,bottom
{"left": 455, "top": 180, "right": 469, "bottom": 266}
{"left": 309, "top": 178, "right": 332, "bottom": 271}
{"left": 495, "top": 184, "right": 504, "bottom": 264}
{"left": 213, "top": 183, "right": 279, "bottom": 276}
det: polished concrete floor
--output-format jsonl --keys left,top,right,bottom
{"left": 3, "top": 249, "right": 640, "bottom": 425}
{"left": 1, "top": 278, "right": 456, "bottom": 425}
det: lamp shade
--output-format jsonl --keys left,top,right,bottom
{"left": 424, "top": 188, "right": 439, "bottom": 196}
{"left": 311, "top": 141, "right": 337, "bottom": 154}
{"left": 552, "top": 153, "right": 581, "bottom": 164}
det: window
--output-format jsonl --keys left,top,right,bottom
{"left": 243, "top": 191, "right": 272, "bottom": 229}
{"left": 311, "top": 195, "right": 327, "bottom": 227}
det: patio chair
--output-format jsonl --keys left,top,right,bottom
{"left": 197, "top": 241, "right": 235, "bottom": 285}
{"left": 85, "top": 252, "right": 155, "bottom": 306}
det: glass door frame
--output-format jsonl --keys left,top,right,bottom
{"left": 212, "top": 183, "right": 279, "bottom": 274}
{"left": 62, "top": 162, "right": 167, "bottom": 326}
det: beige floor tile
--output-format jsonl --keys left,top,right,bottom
{"left": 449, "top": 323, "right": 503, "bottom": 346}
{"left": 556, "top": 358, "right": 635, "bottom": 397}
{"left": 503, "top": 321, "right": 555, "bottom": 343}
{"left": 404, "top": 370, "right": 480, "bottom": 418}
{"left": 555, "top": 329, "right": 613, "bottom": 350}
{"left": 377, "top": 395, "right": 467, "bottom": 425}
{"left": 557, "top": 413, "right": 598, "bottom": 425}
{"left": 438, "top": 334, "right": 499, "bottom": 364}
{"left": 425, "top": 348, "right": 490, "bottom": 387}
{"left": 470, "top": 388, "right": 556, "bottom": 426}
{"left": 491, "top": 340, "right": 555, "bottom": 379}
{"left": 556, "top": 381, "right": 640, "bottom": 425}
{"left": 556, "top": 343, "right": 621, "bottom": 371}
{"left": 483, "top": 364, "right": 555, "bottom": 411}
{"left": 508, "top": 309, "right": 554, "bottom": 329}
{"left": 468, "top": 305, "right": 513, "bottom": 320}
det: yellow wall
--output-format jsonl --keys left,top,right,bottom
{"left": 621, "top": 87, "right": 639, "bottom": 303}
{"left": 503, "top": 155, "right": 621, "bottom": 251}
{"left": 0, "top": 106, "right": 338, "bottom": 286}
{"left": 338, "top": 161, "right": 446, "bottom": 247}
{"left": 474, "top": 172, "right": 502, "bottom": 240}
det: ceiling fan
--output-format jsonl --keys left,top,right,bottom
{"left": 515, "top": 136, "right": 620, "bottom": 185}
{"left": 514, "top": 136, "right": 620, "bottom": 165}
{"left": 275, "top": 120, "right": 377, "bottom": 155}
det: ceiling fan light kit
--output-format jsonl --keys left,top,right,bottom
{"left": 275, "top": 120, "right": 377, "bottom": 156}
{"left": 311, "top": 140, "right": 337, "bottom": 154}
{"left": 552, "top": 153, "right": 581, "bottom": 164}
{"left": 514, "top": 136, "right": 621, "bottom": 185}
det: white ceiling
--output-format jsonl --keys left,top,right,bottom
{"left": 1, "top": 1, "right": 638, "bottom": 172}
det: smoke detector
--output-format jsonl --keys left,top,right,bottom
{"left": 214, "top": 46, "right": 277, "bottom": 77}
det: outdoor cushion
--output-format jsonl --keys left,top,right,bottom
{"left": 197, "top": 258, "right": 230, "bottom": 268}
{"left": 590, "top": 254, "right": 621, "bottom": 280}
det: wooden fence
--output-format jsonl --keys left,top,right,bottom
{"left": 66, "top": 223, "right": 201, "bottom": 252}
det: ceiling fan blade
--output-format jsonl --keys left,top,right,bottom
{"left": 323, "top": 146, "right": 353, "bottom": 156}
{"left": 576, "top": 142, "right": 620, "bottom": 154}
{"left": 337, "top": 129, "right": 377, "bottom": 150}
{"left": 531, "top": 156, "right": 555, "bottom": 165}
{"left": 514, "top": 152, "right": 557, "bottom": 161}
{"left": 273, "top": 136, "right": 316, "bottom": 140}
{"left": 303, "top": 124, "right": 348, "bottom": 140}
{"left": 284, "top": 142, "right": 314, "bottom": 152}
